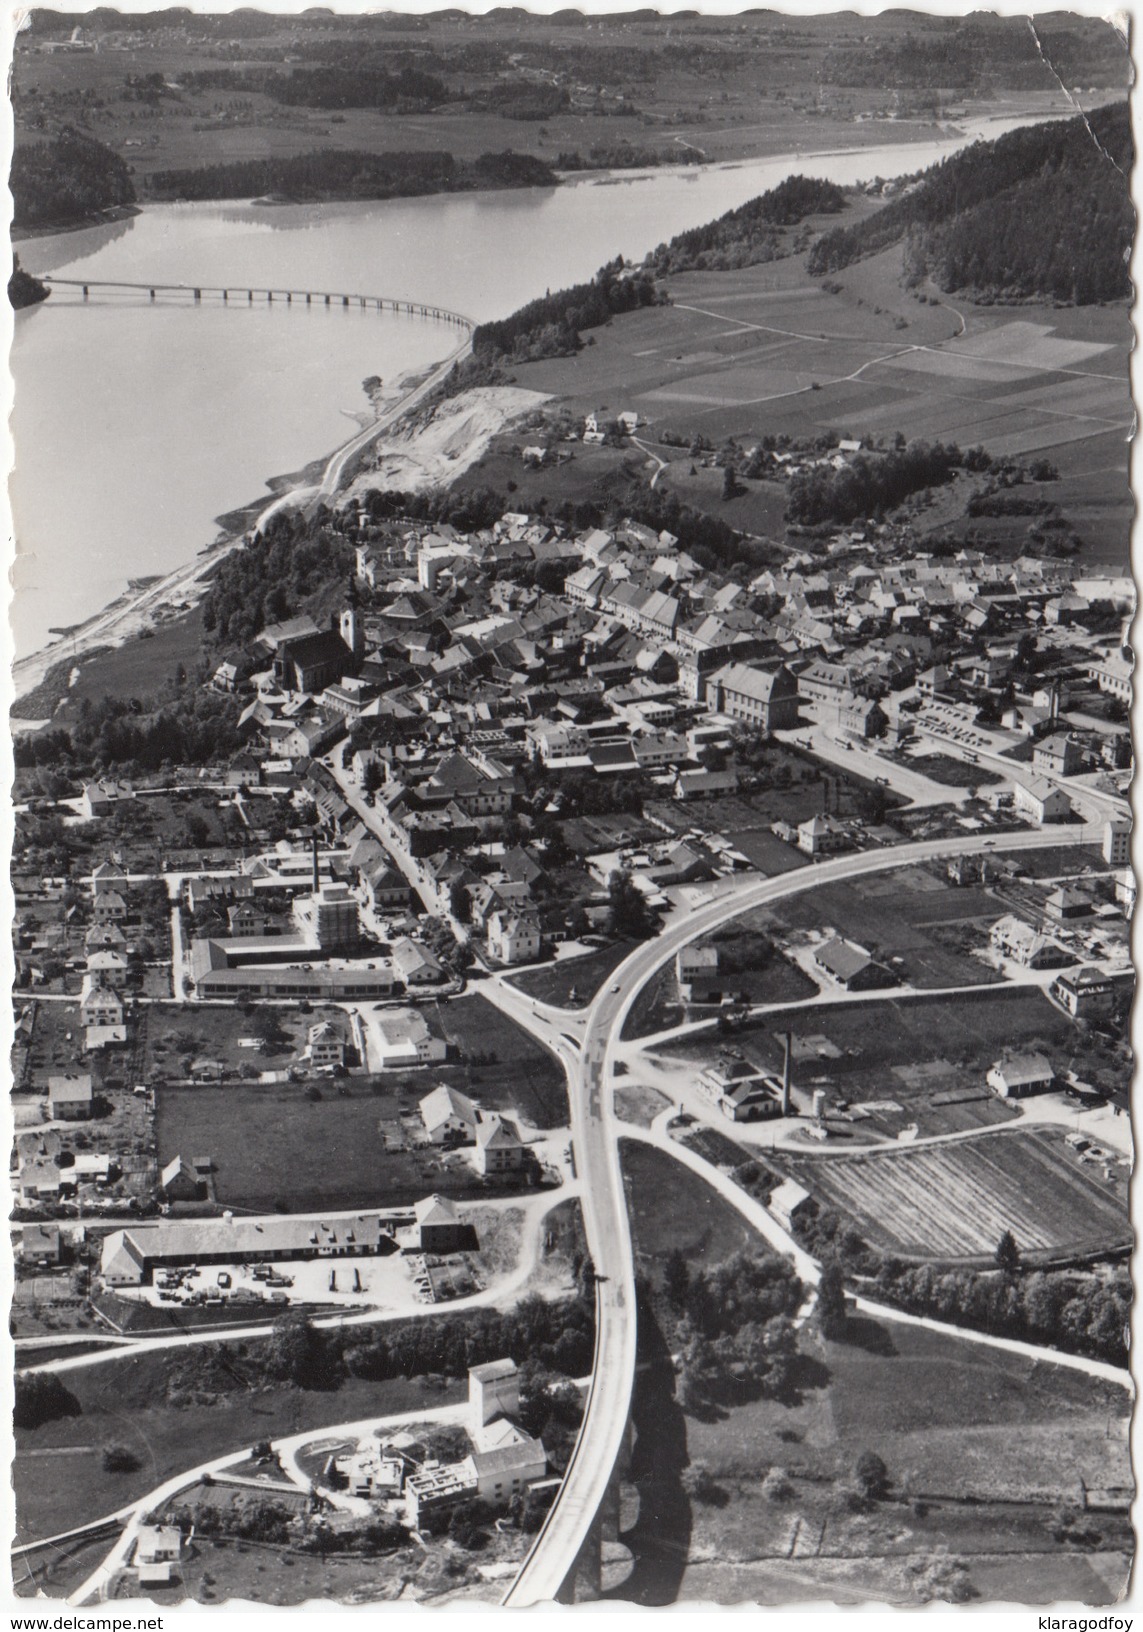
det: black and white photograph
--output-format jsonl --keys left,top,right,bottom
{"left": 5, "top": 1, "right": 1135, "bottom": 1613}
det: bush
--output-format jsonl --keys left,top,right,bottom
{"left": 102, "top": 1444, "right": 141, "bottom": 1473}
{"left": 681, "top": 1461, "right": 724, "bottom": 1505}
{"left": 14, "top": 1373, "right": 82, "bottom": 1430}
{"left": 854, "top": 1450, "right": 889, "bottom": 1500}
{"left": 761, "top": 1467, "right": 794, "bottom": 1503}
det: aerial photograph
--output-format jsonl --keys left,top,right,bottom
{"left": 5, "top": 2, "right": 1134, "bottom": 1611}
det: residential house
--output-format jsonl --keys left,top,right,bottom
{"left": 159, "top": 1155, "right": 206, "bottom": 1204}
{"left": 677, "top": 944, "right": 719, "bottom": 1002}
{"left": 1012, "top": 777, "right": 1071, "bottom": 825}
{"left": 1049, "top": 967, "right": 1120, "bottom": 1022}
{"left": 473, "top": 1113, "right": 525, "bottom": 1175}
{"left": 1032, "top": 734, "right": 1084, "bottom": 778}
{"left": 989, "top": 914, "right": 1071, "bottom": 970}
{"left": 305, "top": 1016, "right": 349, "bottom": 1071}
{"left": 487, "top": 909, "right": 543, "bottom": 965}
{"left": 986, "top": 1052, "right": 1055, "bottom": 1098}
{"left": 48, "top": 1075, "right": 94, "bottom": 1121}
{"left": 413, "top": 1192, "right": 468, "bottom": 1252}
{"left": 797, "top": 814, "right": 851, "bottom": 858}
{"left": 420, "top": 1084, "right": 479, "bottom": 1144}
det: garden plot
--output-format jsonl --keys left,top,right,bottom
{"left": 785, "top": 1129, "right": 1129, "bottom": 1260}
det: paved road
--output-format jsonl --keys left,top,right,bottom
{"left": 20, "top": 1189, "right": 575, "bottom": 1378}
{"left": 501, "top": 821, "right": 1106, "bottom": 1604}
{"left": 623, "top": 1117, "right": 1129, "bottom": 1387}
{"left": 310, "top": 336, "right": 473, "bottom": 511}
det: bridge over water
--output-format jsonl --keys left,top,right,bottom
{"left": 41, "top": 276, "right": 474, "bottom": 330}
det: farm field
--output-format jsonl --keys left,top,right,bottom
{"left": 155, "top": 1078, "right": 519, "bottom": 1214}
{"left": 780, "top": 1128, "right": 1129, "bottom": 1259}
{"left": 661, "top": 984, "right": 1130, "bottom": 1141}
{"left": 510, "top": 232, "right": 1130, "bottom": 575}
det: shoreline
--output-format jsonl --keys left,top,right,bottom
{"left": 10, "top": 338, "right": 473, "bottom": 707}
{"left": 10, "top": 101, "right": 1072, "bottom": 704}
{"left": 11, "top": 99, "right": 1075, "bottom": 246}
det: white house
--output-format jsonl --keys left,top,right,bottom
{"left": 473, "top": 1113, "right": 525, "bottom": 1175}
{"left": 487, "top": 909, "right": 543, "bottom": 966}
{"left": 420, "top": 1084, "right": 479, "bottom": 1144}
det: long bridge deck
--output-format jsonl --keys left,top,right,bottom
{"left": 40, "top": 276, "right": 473, "bottom": 329}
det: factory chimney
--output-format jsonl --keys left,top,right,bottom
{"left": 781, "top": 1031, "right": 792, "bottom": 1116}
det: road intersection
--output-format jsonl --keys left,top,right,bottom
{"left": 499, "top": 820, "right": 1115, "bottom": 1603}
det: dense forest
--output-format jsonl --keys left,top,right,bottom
{"left": 791, "top": 1196, "right": 1129, "bottom": 1367}
{"left": 12, "top": 688, "right": 244, "bottom": 781}
{"left": 469, "top": 256, "right": 661, "bottom": 363}
{"left": 11, "top": 127, "right": 136, "bottom": 230}
{"left": 181, "top": 63, "right": 449, "bottom": 112}
{"left": 201, "top": 515, "right": 356, "bottom": 646}
{"left": 149, "top": 147, "right": 556, "bottom": 204}
{"left": 649, "top": 175, "right": 846, "bottom": 274}
{"left": 785, "top": 439, "right": 976, "bottom": 527}
{"left": 808, "top": 103, "right": 1132, "bottom": 305}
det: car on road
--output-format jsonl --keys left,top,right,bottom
{"left": 610, "top": 984, "right": 621, "bottom": 993}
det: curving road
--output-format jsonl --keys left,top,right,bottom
{"left": 501, "top": 821, "right": 1106, "bottom": 1604}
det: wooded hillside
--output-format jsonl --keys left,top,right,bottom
{"left": 808, "top": 103, "right": 1132, "bottom": 305}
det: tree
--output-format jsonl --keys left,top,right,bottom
{"left": 606, "top": 868, "right": 652, "bottom": 940}
{"left": 14, "top": 1374, "right": 81, "bottom": 1430}
{"left": 995, "top": 1230, "right": 1021, "bottom": 1276}
{"left": 854, "top": 1450, "right": 889, "bottom": 1500}
{"left": 361, "top": 759, "right": 385, "bottom": 799}
{"left": 663, "top": 1247, "right": 691, "bottom": 1312}
{"left": 448, "top": 879, "right": 472, "bottom": 923}
{"left": 722, "top": 463, "right": 740, "bottom": 501}
{"left": 816, "top": 1259, "right": 848, "bottom": 1340}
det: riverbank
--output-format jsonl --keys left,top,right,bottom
{"left": 11, "top": 105, "right": 1074, "bottom": 696}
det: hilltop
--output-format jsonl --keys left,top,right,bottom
{"left": 810, "top": 102, "right": 1133, "bottom": 306}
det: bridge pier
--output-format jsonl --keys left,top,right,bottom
{"left": 325, "top": 294, "right": 331, "bottom": 306}
{"left": 268, "top": 290, "right": 273, "bottom": 303}
{"left": 555, "top": 1423, "right": 633, "bottom": 1604}
{"left": 342, "top": 295, "right": 349, "bottom": 307}
{"left": 306, "top": 293, "right": 311, "bottom": 306}
{"left": 222, "top": 289, "right": 228, "bottom": 303}
{"left": 149, "top": 289, "right": 155, "bottom": 302}
{"left": 248, "top": 290, "right": 253, "bottom": 303}
{"left": 82, "top": 285, "right": 89, "bottom": 301}
{"left": 193, "top": 288, "right": 201, "bottom": 303}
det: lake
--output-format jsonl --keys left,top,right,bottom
{"left": 12, "top": 115, "right": 1043, "bottom": 661}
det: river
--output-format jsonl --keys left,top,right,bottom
{"left": 12, "top": 114, "right": 1043, "bottom": 663}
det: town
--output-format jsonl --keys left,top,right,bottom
{"left": 11, "top": 461, "right": 1134, "bottom": 1602}
{"left": 9, "top": 9, "right": 1135, "bottom": 1608}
